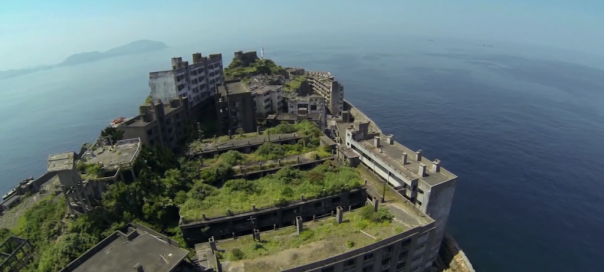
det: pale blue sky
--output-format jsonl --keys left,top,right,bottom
{"left": 1, "top": 0, "right": 603, "bottom": 70}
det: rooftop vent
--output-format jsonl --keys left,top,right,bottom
{"left": 432, "top": 159, "right": 441, "bottom": 173}
{"left": 374, "top": 136, "right": 380, "bottom": 148}
{"left": 387, "top": 134, "right": 394, "bottom": 145}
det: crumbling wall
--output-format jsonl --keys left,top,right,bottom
{"left": 434, "top": 234, "right": 476, "bottom": 272}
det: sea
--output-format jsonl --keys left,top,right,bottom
{"left": 1, "top": 33, "right": 603, "bottom": 272}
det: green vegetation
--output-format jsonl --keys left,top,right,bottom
{"left": 180, "top": 162, "right": 363, "bottom": 220}
{"left": 218, "top": 206, "right": 398, "bottom": 263}
{"left": 100, "top": 126, "right": 124, "bottom": 144}
{"left": 77, "top": 162, "right": 104, "bottom": 180}
{"left": 283, "top": 76, "right": 307, "bottom": 92}
{"left": 224, "top": 58, "right": 285, "bottom": 79}
{"left": 144, "top": 95, "right": 153, "bottom": 104}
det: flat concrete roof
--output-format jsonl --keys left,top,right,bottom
{"left": 66, "top": 227, "right": 189, "bottom": 272}
{"left": 47, "top": 152, "right": 76, "bottom": 172}
{"left": 358, "top": 134, "right": 456, "bottom": 186}
{"left": 196, "top": 201, "right": 430, "bottom": 272}
{"left": 218, "top": 81, "right": 249, "bottom": 96}
{"left": 83, "top": 138, "right": 141, "bottom": 170}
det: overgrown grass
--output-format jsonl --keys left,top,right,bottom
{"left": 180, "top": 162, "right": 363, "bottom": 220}
{"left": 218, "top": 205, "right": 401, "bottom": 263}
{"left": 76, "top": 162, "right": 104, "bottom": 180}
{"left": 283, "top": 76, "right": 306, "bottom": 92}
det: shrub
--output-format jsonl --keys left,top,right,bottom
{"left": 230, "top": 248, "right": 245, "bottom": 260}
{"left": 346, "top": 241, "right": 355, "bottom": 248}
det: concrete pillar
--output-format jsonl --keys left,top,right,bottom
{"left": 278, "top": 159, "right": 281, "bottom": 166}
{"left": 296, "top": 216, "right": 303, "bottom": 234}
{"left": 61, "top": 186, "right": 75, "bottom": 214}
{"left": 373, "top": 196, "right": 379, "bottom": 212}
{"left": 432, "top": 159, "right": 441, "bottom": 173}
{"left": 228, "top": 129, "right": 232, "bottom": 139}
{"left": 374, "top": 136, "right": 380, "bottom": 147}
{"left": 336, "top": 206, "right": 343, "bottom": 224}
{"left": 252, "top": 204, "right": 256, "bottom": 211}
{"left": 257, "top": 126, "right": 261, "bottom": 134}
{"left": 387, "top": 134, "right": 394, "bottom": 145}
{"left": 418, "top": 163, "right": 426, "bottom": 177}
{"left": 209, "top": 237, "right": 217, "bottom": 253}
{"left": 227, "top": 209, "right": 232, "bottom": 216}
{"left": 202, "top": 214, "right": 207, "bottom": 221}
{"left": 402, "top": 152, "right": 408, "bottom": 165}
{"left": 416, "top": 149, "right": 423, "bottom": 161}
{"left": 254, "top": 229, "right": 261, "bottom": 242}
{"left": 297, "top": 156, "right": 300, "bottom": 163}
{"left": 300, "top": 194, "right": 305, "bottom": 201}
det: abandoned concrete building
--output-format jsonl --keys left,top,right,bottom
{"left": 149, "top": 53, "right": 223, "bottom": 110}
{"left": 118, "top": 96, "right": 190, "bottom": 150}
{"left": 336, "top": 121, "right": 458, "bottom": 269}
{"left": 250, "top": 84, "right": 284, "bottom": 117}
{"left": 47, "top": 138, "right": 142, "bottom": 214}
{"left": 191, "top": 177, "right": 439, "bottom": 272}
{"left": 214, "top": 81, "right": 256, "bottom": 134}
{"left": 58, "top": 223, "right": 195, "bottom": 272}
{"left": 305, "top": 70, "right": 345, "bottom": 116}
{"left": 284, "top": 93, "right": 327, "bottom": 128}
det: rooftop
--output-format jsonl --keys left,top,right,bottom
{"left": 81, "top": 138, "right": 142, "bottom": 171}
{"left": 47, "top": 152, "right": 76, "bottom": 172}
{"left": 180, "top": 164, "right": 363, "bottom": 221}
{"left": 358, "top": 133, "right": 456, "bottom": 186}
{"left": 198, "top": 202, "right": 429, "bottom": 272}
{"left": 266, "top": 113, "right": 322, "bottom": 122}
{"left": 62, "top": 225, "right": 189, "bottom": 272}
{"left": 218, "top": 81, "right": 250, "bottom": 96}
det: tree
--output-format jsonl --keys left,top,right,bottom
{"left": 100, "top": 126, "right": 124, "bottom": 143}
{"left": 236, "top": 128, "right": 244, "bottom": 136}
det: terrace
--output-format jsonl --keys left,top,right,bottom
{"left": 196, "top": 200, "right": 430, "bottom": 272}
{"left": 180, "top": 163, "right": 363, "bottom": 221}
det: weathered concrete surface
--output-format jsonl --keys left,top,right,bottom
{"left": 343, "top": 99, "right": 382, "bottom": 133}
{"left": 434, "top": 234, "right": 476, "bottom": 272}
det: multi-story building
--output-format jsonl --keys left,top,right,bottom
{"left": 117, "top": 96, "right": 190, "bottom": 150}
{"left": 284, "top": 93, "right": 327, "bottom": 128}
{"left": 149, "top": 53, "right": 223, "bottom": 110}
{"left": 58, "top": 223, "right": 194, "bottom": 272}
{"left": 341, "top": 122, "right": 458, "bottom": 267}
{"left": 305, "top": 71, "right": 344, "bottom": 116}
{"left": 47, "top": 138, "right": 142, "bottom": 214}
{"left": 250, "top": 85, "right": 284, "bottom": 117}
{"left": 214, "top": 81, "right": 256, "bottom": 134}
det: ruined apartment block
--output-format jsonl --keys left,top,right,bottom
{"left": 215, "top": 81, "right": 257, "bottom": 134}
{"left": 305, "top": 70, "right": 344, "bottom": 116}
{"left": 342, "top": 122, "right": 458, "bottom": 267}
{"left": 149, "top": 53, "right": 224, "bottom": 110}
{"left": 118, "top": 96, "right": 190, "bottom": 150}
{"left": 47, "top": 138, "right": 142, "bottom": 214}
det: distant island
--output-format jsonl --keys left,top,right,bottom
{"left": 0, "top": 40, "right": 168, "bottom": 80}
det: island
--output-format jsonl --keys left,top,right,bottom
{"left": 0, "top": 50, "right": 474, "bottom": 272}
{"left": 0, "top": 40, "right": 168, "bottom": 80}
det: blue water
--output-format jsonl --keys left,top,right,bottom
{"left": 1, "top": 34, "right": 603, "bottom": 272}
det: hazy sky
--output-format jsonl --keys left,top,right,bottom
{"left": 1, "top": 0, "right": 603, "bottom": 70}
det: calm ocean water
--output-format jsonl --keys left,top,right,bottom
{"left": 1, "top": 34, "right": 603, "bottom": 271}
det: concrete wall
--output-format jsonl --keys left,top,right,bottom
{"left": 180, "top": 189, "right": 367, "bottom": 245}
{"left": 422, "top": 179, "right": 457, "bottom": 264}
{"left": 149, "top": 73, "right": 177, "bottom": 104}
{"left": 282, "top": 225, "right": 436, "bottom": 272}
